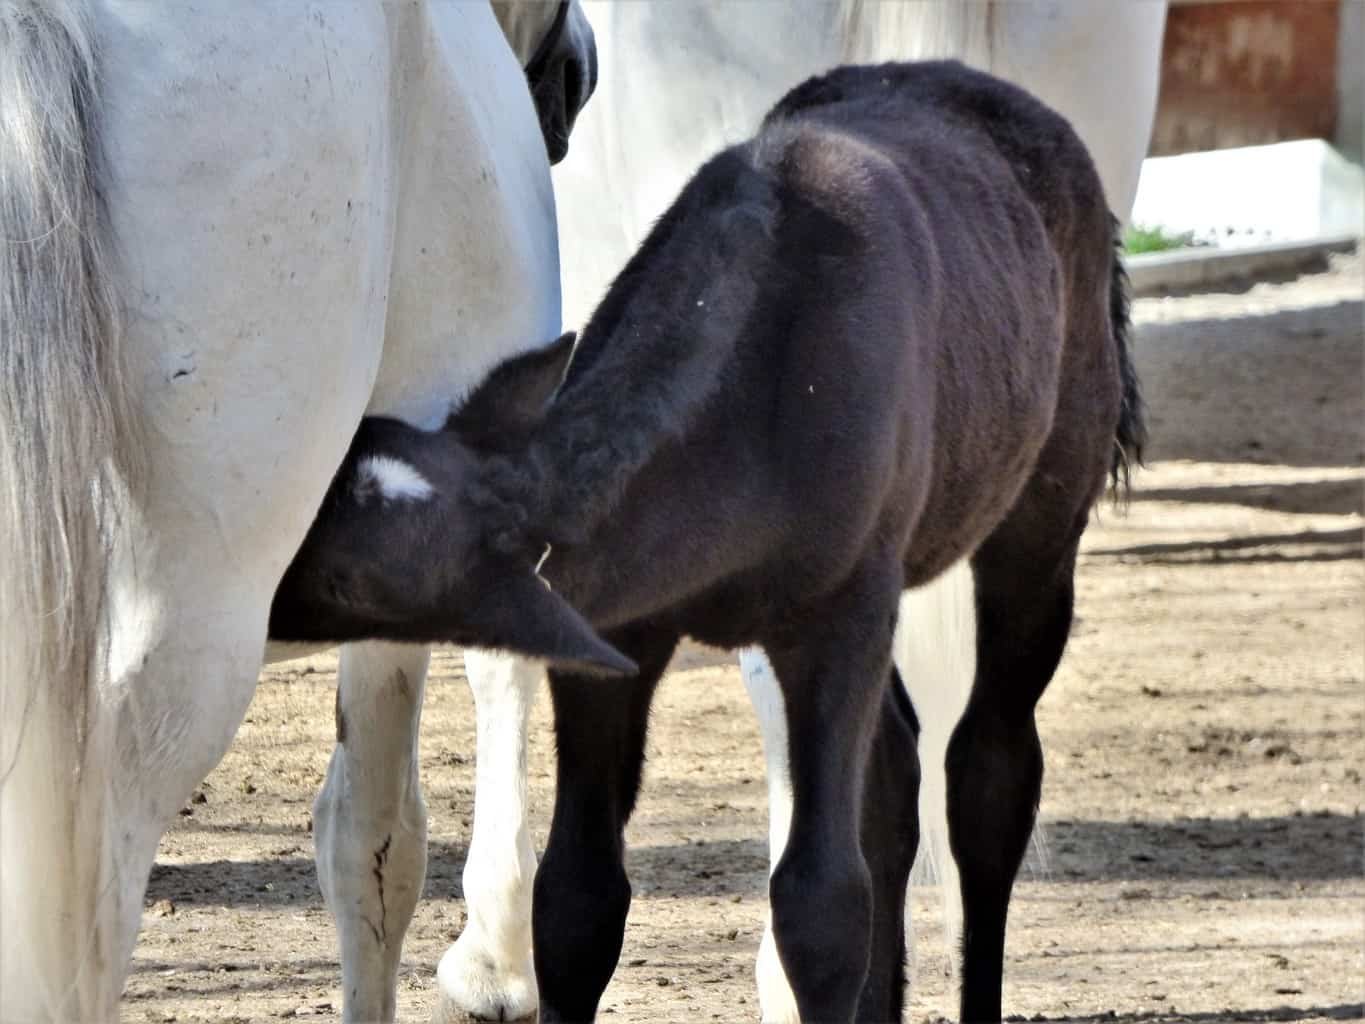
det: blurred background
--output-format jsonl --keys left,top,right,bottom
{"left": 1130, "top": 0, "right": 1362, "bottom": 264}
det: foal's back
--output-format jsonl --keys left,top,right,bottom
{"left": 747, "top": 61, "right": 1119, "bottom": 589}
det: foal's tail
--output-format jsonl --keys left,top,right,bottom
{"left": 1109, "top": 217, "right": 1146, "bottom": 495}
{"left": 1, "top": 2, "right": 139, "bottom": 1016}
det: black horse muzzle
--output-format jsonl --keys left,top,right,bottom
{"left": 524, "top": 0, "right": 598, "bottom": 164}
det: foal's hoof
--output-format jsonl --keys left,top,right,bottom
{"left": 433, "top": 936, "right": 537, "bottom": 1022}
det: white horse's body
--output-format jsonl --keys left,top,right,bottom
{"left": 0, "top": 2, "right": 575, "bottom": 1021}
{"left": 541, "top": 3, "right": 1168, "bottom": 1020}
{"left": 556, "top": 1, "right": 1167, "bottom": 329}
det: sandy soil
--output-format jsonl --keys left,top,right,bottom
{"left": 125, "top": 254, "right": 1364, "bottom": 1023}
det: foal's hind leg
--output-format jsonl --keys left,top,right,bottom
{"left": 748, "top": 660, "right": 924, "bottom": 1024}
{"left": 948, "top": 534, "right": 1083, "bottom": 1023}
{"left": 857, "top": 669, "right": 921, "bottom": 1023}
{"left": 314, "top": 642, "right": 430, "bottom": 1024}
{"left": 533, "top": 629, "right": 678, "bottom": 1022}
{"left": 763, "top": 559, "right": 902, "bottom": 1023}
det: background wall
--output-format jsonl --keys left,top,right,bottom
{"left": 1338, "top": 0, "right": 1362, "bottom": 163}
{"left": 1152, "top": 0, "right": 1352, "bottom": 157}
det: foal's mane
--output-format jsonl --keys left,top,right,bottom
{"left": 473, "top": 146, "right": 780, "bottom": 556}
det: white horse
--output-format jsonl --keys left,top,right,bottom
{"left": 0, "top": 2, "right": 593, "bottom": 1021}
{"left": 538, "top": 3, "right": 1167, "bottom": 1022}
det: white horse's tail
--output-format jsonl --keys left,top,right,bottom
{"left": 1, "top": 2, "right": 139, "bottom": 1017}
{"left": 840, "top": 0, "right": 998, "bottom": 66}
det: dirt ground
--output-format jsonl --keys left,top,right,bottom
{"left": 125, "top": 253, "right": 1364, "bottom": 1023}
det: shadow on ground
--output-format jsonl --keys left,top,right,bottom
{"left": 997, "top": 1003, "right": 1363, "bottom": 1023}
{"left": 147, "top": 811, "right": 1361, "bottom": 912}
{"left": 1087, "top": 526, "right": 1362, "bottom": 564}
{"left": 1136, "top": 300, "right": 1363, "bottom": 468}
{"left": 1133, "top": 478, "right": 1362, "bottom": 517}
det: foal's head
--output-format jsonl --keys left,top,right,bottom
{"left": 274, "top": 145, "right": 781, "bottom": 676}
{"left": 269, "top": 332, "right": 635, "bottom": 676}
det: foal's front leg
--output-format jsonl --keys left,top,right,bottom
{"left": 533, "top": 630, "right": 678, "bottom": 1022}
{"left": 763, "top": 561, "right": 902, "bottom": 1023}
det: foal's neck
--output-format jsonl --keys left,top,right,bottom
{"left": 476, "top": 147, "right": 780, "bottom": 622}
{"left": 499, "top": 308, "right": 741, "bottom": 628}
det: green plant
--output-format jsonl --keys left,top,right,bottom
{"left": 1123, "top": 223, "right": 1198, "bottom": 254}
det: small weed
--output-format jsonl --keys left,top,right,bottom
{"left": 1124, "top": 223, "right": 1199, "bottom": 254}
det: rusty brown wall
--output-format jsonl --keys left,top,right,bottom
{"left": 1151, "top": 0, "right": 1342, "bottom": 156}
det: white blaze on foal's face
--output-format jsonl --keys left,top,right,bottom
{"left": 354, "top": 455, "right": 435, "bottom": 503}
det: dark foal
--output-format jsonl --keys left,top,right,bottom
{"left": 272, "top": 60, "right": 1144, "bottom": 1023}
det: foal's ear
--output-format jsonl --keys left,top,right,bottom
{"left": 451, "top": 332, "right": 577, "bottom": 443}
{"left": 464, "top": 569, "right": 637, "bottom": 678}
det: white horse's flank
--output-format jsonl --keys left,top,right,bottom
{"left": 549, "top": 3, "right": 1167, "bottom": 1020}
{"left": 0, "top": 2, "right": 576, "bottom": 1020}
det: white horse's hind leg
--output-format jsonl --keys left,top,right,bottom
{"left": 435, "top": 650, "right": 541, "bottom": 1023}
{"left": 1, "top": 580, "right": 268, "bottom": 1021}
{"left": 96, "top": 612, "right": 271, "bottom": 1015}
{"left": 739, "top": 648, "right": 801, "bottom": 1024}
{"left": 897, "top": 560, "right": 977, "bottom": 965}
{"left": 2, "top": 473, "right": 332, "bottom": 1022}
{"left": 315, "top": 642, "right": 430, "bottom": 1024}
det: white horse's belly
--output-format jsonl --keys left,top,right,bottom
{"left": 988, "top": 2, "right": 1167, "bottom": 221}
{"left": 92, "top": 1, "right": 562, "bottom": 690}
{"left": 556, "top": 1, "right": 838, "bottom": 328}
{"left": 369, "top": 4, "right": 562, "bottom": 426}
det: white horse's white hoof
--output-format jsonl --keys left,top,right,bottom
{"left": 433, "top": 934, "right": 537, "bottom": 1022}
{"left": 755, "top": 918, "right": 801, "bottom": 1024}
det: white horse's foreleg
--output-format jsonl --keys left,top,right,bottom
{"left": 739, "top": 648, "right": 801, "bottom": 1024}
{"left": 434, "top": 650, "right": 542, "bottom": 1023}
{"left": 315, "top": 642, "right": 430, "bottom": 1024}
